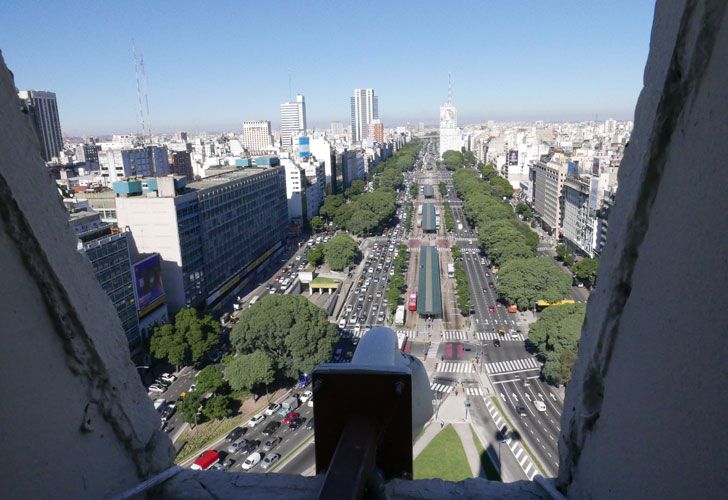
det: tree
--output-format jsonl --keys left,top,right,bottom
{"left": 177, "top": 393, "right": 203, "bottom": 425}
{"left": 463, "top": 150, "right": 477, "bottom": 166}
{"left": 224, "top": 350, "right": 275, "bottom": 394}
{"left": 347, "top": 179, "right": 366, "bottom": 197}
{"left": 307, "top": 245, "right": 324, "bottom": 267}
{"left": 573, "top": 257, "right": 600, "bottom": 285}
{"left": 319, "top": 194, "right": 344, "bottom": 220}
{"left": 409, "top": 183, "right": 419, "bottom": 198}
{"left": 497, "top": 257, "right": 573, "bottom": 310}
{"left": 333, "top": 203, "right": 355, "bottom": 228}
{"left": 555, "top": 244, "right": 570, "bottom": 261}
{"left": 310, "top": 216, "right": 325, "bottom": 232}
{"left": 438, "top": 181, "right": 447, "bottom": 197}
{"left": 150, "top": 323, "right": 187, "bottom": 369}
{"left": 230, "top": 295, "right": 338, "bottom": 379}
{"left": 442, "top": 150, "right": 465, "bottom": 170}
{"left": 202, "top": 395, "right": 233, "bottom": 420}
{"left": 516, "top": 203, "right": 533, "bottom": 221}
{"left": 345, "top": 208, "right": 379, "bottom": 236}
{"left": 528, "top": 303, "right": 585, "bottom": 385}
{"left": 563, "top": 253, "right": 575, "bottom": 267}
{"left": 324, "top": 234, "right": 360, "bottom": 270}
{"left": 196, "top": 365, "right": 225, "bottom": 395}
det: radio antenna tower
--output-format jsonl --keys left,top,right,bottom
{"left": 131, "top": 40, "right": 151, "bottom": 144}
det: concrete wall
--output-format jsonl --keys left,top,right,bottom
{"left": 0, "top": 52, "right": 174, "bottom": 499}
{"left": 558, "top": 2, "right": 728, "bottom": 497}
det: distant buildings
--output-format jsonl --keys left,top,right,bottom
{"left": 370, "top": 119, "right": 384, "bottom": 144}
{"left": 280, "top": 94, "right": 307, "bottom": 151}
{"left": 168, "top": 150, "right": 193, "bottom": 179}
{"left": 243, "top": 120, "right": 273, "bottom": 154}
{"left": 18, "top": 89, "right": 64, "bottom": 161}
{"left": 350, "top": 88, "right": 378, "bottom": 144}
{"left": 438, "top": 80, "right": 459, "bottom": 157}
{"left": 99, "top": 145, "right": 170, "bottom": 184}
{"left": 115, "top": 168, "right": 288, "bottom": 313}
{"left": 282, "top": 156, "right": 325, "bottom": 225}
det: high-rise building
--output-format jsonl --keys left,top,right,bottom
{"left": 439, "top": 76, "right": 459, "bottom": 157}
{"left": 115, "top": 169, "right": 288, "bottom": 312}
{"left": 242, "top": 120, "right": 273, "bottom": 154}
{"left": 98, "top": 146, "right": 170, "bottom": 185}
{"left": 562, "top": 173, "right": 601, "bottom": 257}
{"left": 370, "top": 119, "right": 384, "bottom": 144}
{"left": 350, "top": 88, "right": 379, "bottom": 144}
{"left": 530, "top": 153, "right": 570, "bottom": 235}
{"left": 18, "top": 90, "right": 64, "bottom": 161}
{"left": 280, "top": 94, "right": 307, "bottom": 151}
{"left": 168, "top": 150, "right": 194, "bottom": 179}
{"left": 330, "top": 121, "right": 344, "bottom": 136}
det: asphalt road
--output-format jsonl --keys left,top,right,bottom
{"left": 276, "top": 441, "right": 316, "bottom": 475}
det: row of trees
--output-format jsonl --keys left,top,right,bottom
{"left": 556, "top": 244, "right": 600, "bottom": 285}
{"left": 405, "top": 202, "right": 413, "bottom": 232}
{"left": 438, "top": 181, "right": 447, "bottom": 197}
{"left": 443, "top": 202, "right": 455, "bottom": 232}
{"left": 409, "top": 182, "right": 419, "bottom": 198}
{"left": 441, "top": 149, "right": 477, "bottom": 170}
{"left": 385, "top": 244, "right": 409, "bottom": 314}
{"left": 450, "top": 247, "right": 471, "bottom": 315}
{"left": 150, "top": 308, "right": 221, "bottom": 370}
{"left": 528, "top": 303, "right": 586, "bottom": 385}
{"left": 307, "top": 234, "right": 360, "bottom": 271}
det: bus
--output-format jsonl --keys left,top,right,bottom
{"left": 535, "top": 299, "right": 575, "bottom": 311}
{"left": 249, "top": 295, "right": 260, "bottom": 308}
{"left": 447, "top": 263, "right": 455, "bottom": 278}
{"left": 407, "top": 291, "right": 418, "bottom": 312}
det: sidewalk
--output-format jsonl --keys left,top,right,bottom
{"left": 413, "top": 422, "right": 441, "bottom": 458}
{"left": 453, "top": 422, "right": 485, "bottom": 478}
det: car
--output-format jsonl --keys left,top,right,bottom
{"left": 265, "top": 403, "right": 281, "bottom": 416}
{"left": 247, "top": 414, "right": 266, "bottom": 427}
{"left": 345, "top": 305, "right": 353, "bottom": 313}
{"left": 300, "top": 390, "right": 313, "bottom": 403}
{"left": 160, "top": 406, "right": 175, "bottom": 422}
{"left": 489, "top": 283, "right": 495, "bottom": 288}
{"left": 239, "top": 439, "right": 260, "bottom": 455}
{"left": 221, "top": 458, "right": 236, "bottom": 471}
{"left": 261, "top": 452, "right": 281, "bottom": 470}
{"left": 289, "top": 417, "right": 307, "bottom": 430}
{"left": 488, "top": 306, "right": 496, "bottom": 313}
{"left": 494, "top": 339, "right": 502, "bottom": 347}
{"left": 338, "top": 318, "right": 347, "bottom": 329}
{"left": 160, "top": 373, "right": 177, "bottom": 384}
{"left": 148, "top": 383, "right": 166, "bottom": 393}
{"left": 225, "top": 426, "right": 247, "bottom": 442}
{"left": 191, "top": 450, "right": 220, "bottom": 470}
{"left": 283, "top": 412, "right": 300, "bottom": 425}
{"left": 518, "top": 405, "right": 527, "bottom": 417}
{"left": 153, "top": 398, "right": 167, "bottom": 411}
{"left": 305, "top": 418, "right": 315, "bottom": 430}
{"left": 307, "top": 397, "right": 314, "bottom": 408}
{"left": 377, "top": 312, "right": 385, "bottom": 322}
{"left": 262, "top": 436, "right": 282, "bottom": 452}
{"left": 509, "top": 329, "right": 519, "bottom": 339}
{"left": 241, "top": 452, "right": 262, "bottom": 470}
{"left": 534, "top": 400, "right": 547, "bottom": 412}
{"left": 261, "top": 420, "right": 281, "bottom": 436}
{"left": 496, "top": 302, "right": 502, "bottom": 308}
{"left": 227, "top": 437, "right": 250, "bottom": 454}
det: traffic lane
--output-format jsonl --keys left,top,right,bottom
{"left": 276, "top": 441, "right": 315, "bottom": 475}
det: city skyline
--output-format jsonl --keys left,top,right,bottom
{"left": 1, "top": 1, "right": 655, "bottom": 135}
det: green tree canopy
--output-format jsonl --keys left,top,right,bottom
{"left": 319, "top": 194, "right": 344, "bottom": 220}
{"left": 177, "top": 392, "right": 202, "bottom": 424}
{"left": 202, "top": 395, "right": 233, "bottom": 420}
{"left": 497, "top": 257, "right": 573, "bottom": 310}
{"left": 409, "top": 183, "right": 419, "bottom": 198}
{"left": 310, "top": 215, "right": 325, "bottom": 232}
{"left": 196, "top": 365, "right": 225, "bottom": 395}
{"left": 528, "top": 303, "right": 585, "bottom": 385}
{"left": 347, "top": 179, "right": 366, "bottom": 197}
{"left": 324, "top": 234, "right": 360, "bottom": 270}
{"left": 307, "top": 244, "right": 324, "bottom": 267}
{"left": 149, "top": 308, "right": 220, "bottom": 368}
{"left": 224, "top": 350, "right": 275, "bottom": 394}
{"left": 516, "top": 203, "right": 533, "bottom": 221}
{"left": 230, "top": 295, "right": 338, "bottom": 379}
{"left": 573, "top": 257, "right": 600, "bottom": 284}
{"left": 150, "top": 323, "right": 187, "bottom": 369}
{"left": 438, "top": 181, "right": 447, "bottom": 196}
{"left": 442, "top": 150, "right": 465, "bottom": 170}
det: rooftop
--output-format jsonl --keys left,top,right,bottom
{"left": 186, "top": 166, "right": 276, "bottom": 191}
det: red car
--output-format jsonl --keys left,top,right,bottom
{"left": 283, "top": 412, "right": 300, "bottom": 425}
{"left": 488, "top": 306, "right": 496, "bottom": 313}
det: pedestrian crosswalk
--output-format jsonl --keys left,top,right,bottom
{"left": 484, "top": 399, "right": 538, "bottom": 480}
{"left": 431, "top": 383, "right": 454, "bottom": 394}
{"left": 475, "top": 332, "right": 525, "bottom": 341}
{"left": 395, "top": 329, "right": 415, "bottom": 337}
{"left": 464, "top": 387, "right": 483, "bottom": 396}
{"left": 425, "top": 341, "right": 440, "bottom": 360}
{"left": 442, "top": 330, "right": 468, "bottom": 341}
{"left": 437, "top": 361, "right": 474, "bottom": 373}
{"left": 485, "top": 357, "right": 540, "bottom": 375}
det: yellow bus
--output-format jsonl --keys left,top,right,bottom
{"left": 536, "top": 299, "right": 575, "bottom": 311}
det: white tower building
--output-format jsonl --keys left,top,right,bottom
{"left": 280, "top": 94, "right": 307, "bottom": 151}
{"left": 439, "top": 75, "right": 459, "bottom": 158}
{"left": 350, "top": 88, "right": 379, "bottom": 144}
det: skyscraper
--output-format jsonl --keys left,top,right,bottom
{"left": 439, "top": 75, "right": 459, "bottom": 158}
{"left": 18, "top": 90, "right": 64, "bottom": 162}
{"left": 242, "top": 120, "right": 273, "bottom": 153}
{"left": 350, "top": 88, "right": 379, "bottom": 144}
{"left": 280, "top": 94, "right": 307, "bottom": 151}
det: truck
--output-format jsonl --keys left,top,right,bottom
{"left": 281, "top": 396, "right": 300, "bottom": 413}
{"left": 394, "top": 305, "right": 406, "bottom": 326}
{"left": 447, "top": 263, "right": 455, "bottom": 278}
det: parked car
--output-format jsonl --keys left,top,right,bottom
{"left": 148, "top": 383, "right": 166, "bottom": 393}
{"left": 265, "top": 403, "right": 281, "bottom": 416}
{"left": 247, "top": 414, "right": 266, "bottom": 427}
{"left": 260, "top": 453, "right": 281, "bottom": 470}
{"left": 261, "top": 420, "right": 281, "bottom": 436}
{"left": 241, "top": 452, "right": 262, "bottom": 470}
{"left": 262, "top": 436, "right": 282, "bottom": 452}
{"left": 225, "top": 426, "right": 247, "bottom": 442}
{"left": 159, "top": 373, "right": 177, "bottom": 384}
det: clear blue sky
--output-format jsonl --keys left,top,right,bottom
{"left": 1, "top": 0, "right": 656, "bottom": 135}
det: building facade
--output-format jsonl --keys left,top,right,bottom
{"left": 439, "top": 80, "right": 459, "bottom": 158}
{"left": 242, "top": 120, "right": 273, "bottom": 154}
{"left": 18, "top": 90, "right": 64, "bottom": 162}
{"left": 99, "top": 146, "right": 170, "bottom": 185}
{"left": 115, "top": 169, "right": 288, "bottom": 312}
{"left": 168, "top": 150, "right": 194, "bottom": 179}
{"left": 530, "top": 153, "right": 569, "bottom": 234}
{"left": 562, "top": 174, "right": 601, "bottom": 257}
{"left": 280, "top": 94, "right": 306, "bottom": 151}
{"left": 350, "top": 88, "right": 379, "bottom": 144}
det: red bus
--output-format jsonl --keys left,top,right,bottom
{"left": 191, "top": 450, "right": 220, "bottom": 470}
{"left": 407, "top": 291, "right": 418, "bottom": 312}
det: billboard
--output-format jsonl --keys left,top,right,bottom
{"left": 508, "top": 149, "right": 518, "bottom": 165}
{"left": 134, "top": 253, "right": 166, "bottom": 318}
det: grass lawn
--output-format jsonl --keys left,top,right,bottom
{"left": 311, "top": 276, "right": 341, "bottom": 285}
{"left": 175, "top": 414, "right": 244, "bottom": 463}
{"left": 470, "top": 425, "right": 502, "bottom": 481}
{"left": 413, "top": 424, "right": 472, "bottom": 482}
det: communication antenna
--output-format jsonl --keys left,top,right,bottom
{"left": 132, "top": 40, "right": 146, "bottom": 143}
{"left": 448, "top": 72, "right": 453, "bottom": 105}
{"left": 140, "top": 53, "right": 152, "bottom": 142}
{"left": 131, "top": 40, "right": 152, "bottom": 144}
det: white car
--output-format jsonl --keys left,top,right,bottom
{"left": 160, "top": 373, "right": 177, "bottom": 384}
{"left": 265, "top": 403, "right": 281, "bottom": 416}
{"left": 300, "top": 390, "right": 313, "bottom": 403}
{"left": 338, "top": 318, "right": 347, "bottom": 329}
{"left": 241, "top": 452, "right": 262, "bottom": 470}
{"left": 534, "top": 400, "right": 547, "bottom": 412}
{"left": 307, "top": 398, "right": 314, "bottom": 408}
{"left": 247, "top": 414, "right": 266, "bottom": 427}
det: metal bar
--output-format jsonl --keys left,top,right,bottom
{"left": 318, "top": 415, "right": 380, "bottom": 500}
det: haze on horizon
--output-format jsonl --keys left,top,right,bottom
{"left": 0, "top": 0, "right": 655, "bottom": 135}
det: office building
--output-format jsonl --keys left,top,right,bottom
{"left": 350, "top": 88, "right": 379, "bottom": 143}
{"left": 530, "top": 153, "right": 569, "bottom": 234}
{"left": 242, "top": 120, "right": 273, "bottom": 154}
{"left": 115, "top": 168, "right": 288, "bottom": 312}
{"left": 18, "top": 90, "right": 64, "bottom": 161}
{"left": 99, "top": 146, "right": 170, "bottom": 185}
{"left": 309, "top": 137, "right": 337, "bottom": 193}
{"left": 168, "top": 150, "right": 193, "bottom": 179}
{"left": 282, "top": 157, "right": 325, "bottom": 224}
{"left": 280, "top": 94, "right": 307, "bottom": 151}
{"left": 562, "top": 173, "right": 601, "bottom": 257}
{"left": 75, "top": 143, "right": 100, "bottom": 165}
{"left": 370, "top": 119, "right": 384, "bottom": 144}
